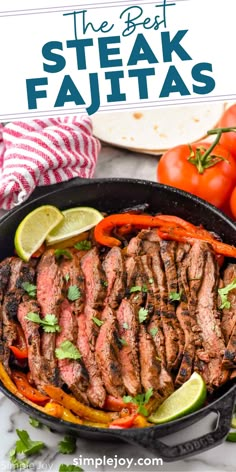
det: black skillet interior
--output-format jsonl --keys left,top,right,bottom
{"left": 0, "top": 177, "right": 236, "bottom": 461}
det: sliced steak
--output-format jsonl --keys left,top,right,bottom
{"left": 81, "top": 248, "right": 107, "bottom": 349}
{"left": 159, "top": 240, "right": 184, "bottom": 370}
{"left": 56, "top": 299, "right": 89, "bottom": 403}
{"left": 126, "top": 256, "right": 146, "bottom": 308}
{"left": 103, "top": 247, "right": 126, "bottom": 309}
{"left": 17, "top": 298, "right": 51, "bottom": 388}
{"left": 116, "top": 299, "right": 141, "bottom": 396}
{"left": 95, "top": 305, "right": 125, "bottom": 397}
{"left": 221, "top": 264, "right": 236, "bottom": 344}
{"left": 139, "top": 324, "right": 163, "bottom": 405}
{"left": 81, "top": 248, "right": 107, "bottom": 309}
{"left": 59, "top": 249, "right": 85, "bottom": 315}
{"left": 77, "top": 313, "right": 106, "bottom": 408}
{"left": 1, "top": 258, "right": 35, "bottom": 372}
{"left": 175, "top": 243, "right": 196, "bottom": 385}
{"left": 223, "top": 325, "right": 236, "bottom": 369}
{"left": 193, "top": 244, "right": 228, "bottom": 389}
{"left": 0, "top": 258, "right": 12, "bottom": 360}
{"left": 37, "top": 249, "right": 64, "bottom": 386}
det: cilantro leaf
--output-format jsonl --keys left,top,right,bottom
{"left": 9, "top": 448, "right": 29, "bottom": 469}
{"left": 123, "top": 388, "right": 153, "bottom": 416}
{"left": 55, "top": 340, "right": 81, "bottom": 360}
{"left": 29, "top": 417, "right": 42, "bottom": 428}
{"left": 123, "top": 322, "right": 129, "bottom": 330}
{"left": 25, "top": 312, "right": 60, "bottom": 333}
{"left": 138, "top": 308, "right": 148, "bottom": 323}
{"left": 59, "top": 465, "right": 83, "bottom": 472}
{"left": 74, "top": 240, "right": 92, "bottom": 251}
{"left": 15, "top": 429, "right": 45, "bottom": 456}
{"left": 64, "top": 273, "right": 70, "bottom": 283}
{"left": 55, "top": 249, "right": 72, "bottom": 261}
{"left": 118, "top": 337, "right": 128, "bottom": 346}
{"left": 92, "top": 316, "right": 104, "bottom": 327}
{"left": 150, "top": 327, "right": 158, "bottom": 337}
{"left": 149, "top": 278, "right": 154, "bottom": 284}
{"left": 130, "top": 285, "right": 147, "bottom": 293}
{"left": 218, "top": 278, "right": 236, "bottom": 309}
{"left": 169, "top": 291, "right": 182, "bottom": 302}
{"left": 58, "top": 435, "right": 76, "bottom": 454}
{"left": 101, "top": 280, "right": 108, "bottom": 287}
{"left": 22, "top": 282, "right": 37, "bottom": 298}
{"left": 67, "top": 285, "right": 81, "bottom": 301}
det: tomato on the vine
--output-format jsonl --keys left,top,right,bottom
{"left": 157, "top": 141, "right": 236, "bottom": 208}
{"left": 218, "top": 104, "right": 236, "bottom": 158}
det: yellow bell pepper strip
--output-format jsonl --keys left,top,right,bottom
{"left": 43, "top": 385, "right": 117, "bottom": 423}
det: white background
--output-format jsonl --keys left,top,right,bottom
{"left": 0, "top": 0, "right": 235, "bottom": 120}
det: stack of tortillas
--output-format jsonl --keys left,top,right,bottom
{"left": 92, "top": 103, "right": 225, "bottom": 155}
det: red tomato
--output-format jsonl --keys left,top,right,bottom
{"left": 218, "top": 104, "right": 236, "bottom": 158}
{"left": 157, "top": 142, "right": 236, "bottom": 208}
{"left": 230, "top": 186, "right": 236, "bottom": 219}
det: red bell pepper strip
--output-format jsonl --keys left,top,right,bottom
{"left": 9, "top": 346, "right": 28, "bottom": 360}
{"left": 31, "top": 244, "right": 45, "bottom": 258}
{"left": 11, "top": 371, "right": 49, "bottom": 405}
{"left": 109, "top": 413, "right": 138, "bottom": 429}
{"left": 94, "top": 214, "right": 182, "bottom": 248}
{"left": 158, "top": 227, "right": 236, "bottom": 258}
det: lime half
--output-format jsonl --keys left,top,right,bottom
{"left": 148, "top": 372, "right": 207, "bottom": 424}
{"left": 14, "top": 205, "right": 64, "bottom": 261}
{"left": 46, "top": 207, "right": 104, "bottom": 245}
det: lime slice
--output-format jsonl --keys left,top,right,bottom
{"left": 231, "top": 414, "right": 236, "bottom": 429}
{"left": 148, "top": 372, "right": 207, "bottom": 424}
{"left": 46, "top": 207, "right": 104, "bottom": 245}
{"left": 14, "top": 205, "right": 64, "bottom": 261}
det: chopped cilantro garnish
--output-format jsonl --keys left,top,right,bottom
{"left": 123, "top": 388, "right": 153, "bottom": 416}
{"left": 67, "top": 285, "right": 81, "bottom": 301}
{"left": 29, "top": 417, "right": 42, "bottom": 428}
{"left": 150, "top": 327, "right": 158, "bottom": 337}
{"left": 55, "top": 340, "right": 81, "bottom": 360}
{"left": 74, "top": 240, "right": 92, "bottom": 251}
{"left": 169, "top": 291, "right": 182, "bottom": 302}
{"left": 92, "top": 317, "right": 104, "bottom": 327}
{"left": 59, "top": 465, "right": 83, "bottom": 472}
{"left": 118, "top": 337, "right": 128, "bottom": 346}
{"left": 55, "top": 249, "right": 72, "bottom": 261}
{"left": 130, "top": 285, "right": 147, "bottom": 293}
{"left": 123, "top": 322, "right": 129, "bottom": 330}
{"left": 25, "top": 312, "right": 60, "bottom": 333}
{"left": 218, "top": 278, "right": 236, "bottom": 309}
{"left": 58, "top": 435, "right": 76, "bottom": 454}
{"left": 22, "top": 282, "right": 37, "bottom": 298}
{"left": 138, "top": 308, "right": 148, "bottom": 323}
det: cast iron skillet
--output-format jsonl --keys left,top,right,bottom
{"left": 0, "top": 177, "right": 236, "bottom": 462}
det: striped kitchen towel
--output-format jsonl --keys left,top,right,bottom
{"left": 0, "top": 116, "right": 100, "bottom": 210}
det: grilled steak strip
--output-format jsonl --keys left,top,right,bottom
{"left": 56, "top": 299, "right": 89, "bottom": 403}
{"left": 2, "top": 258, "right": 35, "bottom": 372}
{"left": 139, "top": 324, "right": 164, "bottom": 405}
{"left": 175, "top": 244, "right": 196, "bottom": 385}
{"left": 60, "top": 249, "right": 85, "bottom": 315}
{"left": 193, "top": 244, "right": 228, "bottom": 389}
{"left": 81, "top": 248, "right": 107, "bottom": 349}
{"left": 37, "top": 249, "right": 63, "bottom": 386}
{"left": 103, "top": 247, "right": 126, "bottom": 309}
{"left": 0, "top": 258, "right": 12, "bottom": 360}
{"left": 77, "top": 313, "right": 106, "bottom": 408}
{"left": 116, "top": 299, "right": 141, "bottom": 396}
{"left": 221, "top": 264, "right": 236, "bottom": 344}
{"left": 141, "top": 253, "right": 174, "bottom": 396}
{"left": 17, "top": 298, "right": 51, "bottom": 389}
{"left": 159, "top": 240, "right": 185, "bottom": 370}
{"left": 95, "top": 305, "right": 125, "bottom": 397}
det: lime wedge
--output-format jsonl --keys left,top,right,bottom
{"left": 14, "top": 205, "right": 64, "bottom": 261}
{"left": 46, "top": 207, "right": 104, "bottom": 245}
{"left": 148, "top": 372, "right": 207, "bottom": 424}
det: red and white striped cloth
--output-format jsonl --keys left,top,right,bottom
{"left": 0, "top": 116, "right": 100, "bottom": 210}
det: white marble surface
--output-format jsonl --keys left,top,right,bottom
{"left": 0, "top": 144, "right": 235, "bottom": 472}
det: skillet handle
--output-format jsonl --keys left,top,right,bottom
{"left": 120, "top": 386, "right": 236, "bottom": 462}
